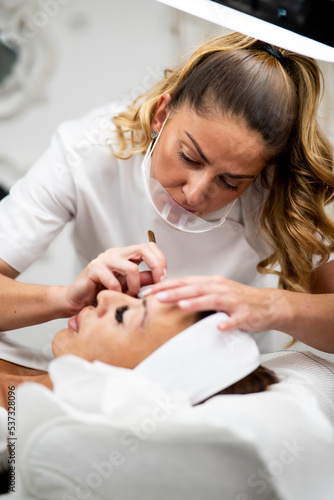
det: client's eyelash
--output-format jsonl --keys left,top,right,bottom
{"left": 115, "top": 305, "right": 129, "bottom": 324}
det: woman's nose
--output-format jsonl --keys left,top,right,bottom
{"left": 96, "top": 290, "right": 122, "bottom": 314}
{"left": 97, "top": 290, "right": 119, "bottom": 303}
{"left": 96, "top": 290, "right": 139, "bottom": 308}
{"left": 182, "top": 173, "right": 210, "bottom": 206}
{"left": 95, "top": 290, "right": 115, "bottom": 315}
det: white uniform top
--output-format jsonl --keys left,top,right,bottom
{"left": 0, "top": 102, "right": 275, "bottom": 288}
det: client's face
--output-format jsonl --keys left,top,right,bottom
{"left": 52, "top": 290, "right": 198, "bottom": 368}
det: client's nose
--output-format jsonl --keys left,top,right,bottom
{"left": 96, "top": 290, "right": 140, "bottom": 308}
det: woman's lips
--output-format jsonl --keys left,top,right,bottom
{"left": 172, "top": 198, "right": 197, "bottom": 214}
{"left": 68, "top": 314, "right": 79, "bottom": 333}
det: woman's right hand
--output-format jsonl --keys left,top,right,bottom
{"left": 64, "top": 243, "right": 167, "bottom": 315}
{"left": 142, "top": 274, "right": 278, "bottom": 333}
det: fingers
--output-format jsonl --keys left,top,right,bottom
{"left": 176, "top": 293, "right": 225, "bottom": 313}
{"left": 65, "top": 243, "right": 167, "bottom": 313}
{"left": 86, "top": 254, "right": 141, "bottom": 297}
{"left": 139, "top": 270, "right": 155, "bottom": 288}
{"left": 84, "top": 258, "right": 124, "bottom": 293}
{"left": 156, "top": 286, "right": 216, "bottom": 306}
{"left": 143, "top": 275, "right": 270, "bottom": 333}
{"left": 150, "top": 275, "right": 205, "bottom": 291}
{"left": 143, "top": 276, "right": 233, "bottom": 321}
{"left": 217, "top": 314, "right": 247, "bottom": 332}
{"left": 143, "top": 275, "right": 226, "bottom": 302}
{"left": 175, "top": 294, "right": 250, "bottom": 332}
{"left": 86, "top": 243, "right": 167, "bottom": 297}
{"left": 136, "top": 242, "right": 168, "bottom": 284}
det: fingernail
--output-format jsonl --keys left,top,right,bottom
{"left": 178, "top": 300, "right": 191, "bottom": 309}
{"left": 142, "top": 287, "right": 152, "bottom": 297}
{"left": 156, "top": 291, "right": 169, "bottom": 301}
{"left": 160, "top": 268, "right": 168, "bottom": 281}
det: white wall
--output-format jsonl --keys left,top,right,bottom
{"left": 0, "top": 0, "right": 179, "bottom": 185}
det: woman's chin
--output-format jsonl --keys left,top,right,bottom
{"left": 51, "top": 329, "right": 73, "bottom": 358}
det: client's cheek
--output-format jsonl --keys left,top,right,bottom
{"left": 51, "top": 332, "right": 65, "bottom": 358}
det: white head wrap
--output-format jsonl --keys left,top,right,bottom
{"left": 135, "top": 312, "right": 260, "bottom": 405}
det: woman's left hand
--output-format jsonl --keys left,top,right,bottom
{"left": 143, "top": 275, "right": 277, "bottom": 333}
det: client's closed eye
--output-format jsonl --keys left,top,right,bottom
{"left": 115, "top": 305, "right": 129, "bottom": 324}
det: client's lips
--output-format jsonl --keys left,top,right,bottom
{"left": 68, "top": 314, "right": 79, "bottom": 333}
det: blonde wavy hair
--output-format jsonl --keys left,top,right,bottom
{"left": 110, "top": 32, "right": 334, "bottom": 293}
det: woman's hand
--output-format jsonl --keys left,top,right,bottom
{"left": 143, "top": 275, "right": 278, "bottom": 333}
{"left": 64, "top": 243, "right": 167, "bottom": 315}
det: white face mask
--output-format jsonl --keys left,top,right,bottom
{"left": 141, "top": 114, "right": 237, "bottom": 233}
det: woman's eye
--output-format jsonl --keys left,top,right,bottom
{"left": 178, "top": 151, "right": 201, "bottom": 166}
{"left": 179, "top": 150, "right": 239, "bottom": 191}
{"left": 115, "top": 305, "right": 129, "bottom": 324}
{"left": 218, "top": 176, "right": 239, "bottom": 192}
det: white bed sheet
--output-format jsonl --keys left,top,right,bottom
{"left": 1, "top": 351, "right": 333, "bottom": 500}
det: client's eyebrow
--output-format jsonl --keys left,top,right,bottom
{"left": 140, "top": 299, "right": 148, "bottom": 329}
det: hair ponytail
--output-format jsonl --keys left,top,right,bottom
{"left": 258, "top": 53, "right": 334, "bottom": 292}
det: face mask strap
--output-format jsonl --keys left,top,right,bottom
{"left": 142, "top": 111, "right": 171, "bottom": 170}
{"left": 215, "top": 198, "right": 238, "bottom": 227}
{"left": 149, "top": 110, "right": 171, "bottom": 155}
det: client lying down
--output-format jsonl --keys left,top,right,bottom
{"left": 1, "top": 289, "right": 334, "bottom": 500}
{"left": 0, "top": 290, "right": 277, "bottom": 409}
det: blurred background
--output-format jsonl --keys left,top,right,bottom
{"left": 0, "top": 0, "right": 333, "bottom": 358}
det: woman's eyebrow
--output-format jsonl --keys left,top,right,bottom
{"left": 185, "top": 132, "right": 210, "bottom": 164}
{"left": 185, "top": 132, "right": 257, "bottom": 179}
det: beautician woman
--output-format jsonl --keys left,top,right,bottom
{"left": 0, "top": 32, "right": 333, "bottom": 351}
